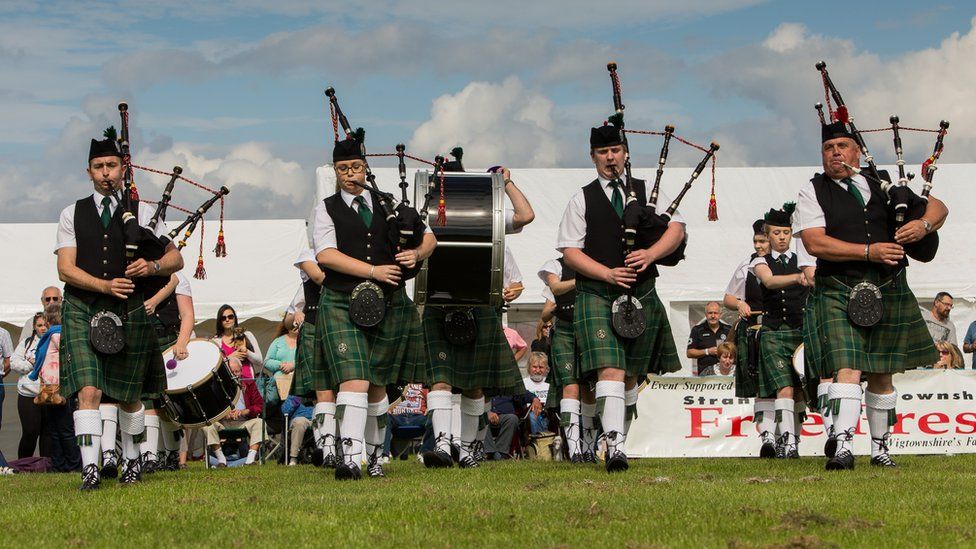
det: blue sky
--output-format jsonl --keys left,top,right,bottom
{"left": 1, "top": 1, "right": 973, "bottom": 220}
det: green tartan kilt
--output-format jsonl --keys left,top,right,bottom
{"left": 423, "top": 306, "right": 525, "bottom": 395}
{"left": 293, "top": 320, "right": 333, "bottom": 397}
{"left": 733, "top": 321, "right": 761, "bottom": 398}
{"left": 312, "top": 287, "right": 426, "bottom": 387}
{"left": 757, "top": 325, "right": 804, "bottom": 398}
{"left": 808, "top": 269, "right": 937, "bottom": 374}
{"left": 60, "top": 292, "right": 166, "bottom": 404}
{"left": 142, "top": 330, "right": 178, "bottom": 410}
{"left": 544, "top": 322, "right": 580, "bottom": 410}
{"left": 575, "top": 278, "right": 680, "bottom": 379}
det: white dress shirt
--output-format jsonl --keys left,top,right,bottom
{"left": 795, "top": 173, "right": 872, "bottom": 234}
{"left": 311, "top": 190, "right": 434, "bottom": 255}
{"left": 503, "top": 245, "right": 522, "bottom": 288}
{"left": 55, "top": 193, "right": 168, "bottom": 252}
{"left": 724, "top": 255, "right": 755, "bottom": 300}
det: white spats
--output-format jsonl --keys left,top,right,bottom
{"left": 828, "top": 382, "right": 863, "bottom": 454}
{"left": 118, "top": 404, "right": 146, "bottom": 461}
{"left": 865, "top": 390, "right": 897, "bottom": 458}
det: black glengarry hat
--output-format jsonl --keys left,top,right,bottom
{"left": 333, "top": 128, "right": 366, "bottom": 163}
{"left": 821, "top": 121, "right": 855, "bottom": 143}
{"left": 763, "top": 202, "right": 796, "bottom": 228}
{"left": 89, "top": 126, "right": 122, "bottom": 161}
{"left": 590, "top": 124, "right": 624, "bottom": 149}
{"left": 442, "top": 146, "right": 464, "bottom": 172}
{"left": 752, "top": 218, "right": 765, "bottom": 235}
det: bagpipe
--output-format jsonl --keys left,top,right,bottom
{"left": 111, "top": 102, "right": 231, "bottom": 280}
{"left": 603, "top": 62, "right": 720, "bottom": 339}
{"left": 324, "top": 87, "right": 428, "bottom": 281}
{"left": 815, "top": 61, "right": 947, "bottom": 262}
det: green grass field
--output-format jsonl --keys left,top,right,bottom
{"left": 3, "top": 454, "right": 975, "bottom": 547}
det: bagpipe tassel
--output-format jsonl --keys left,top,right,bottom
{"left": 193, "top": 255, "right": 207, "bottom": 280}
{"left": 129, "top": 185, "right": 140, "bottom": 201}
{"left": 707, "top": 193, "right": 718, "bottom": 221}
{"left": 436, "top": 198, "right": 446, "bottom": 226}
{"left": 213, "top": 230, "right": 227, "bottom": 257}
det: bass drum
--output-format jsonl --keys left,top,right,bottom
{"left": 792, "top": 343, "right": 806, "bottom": 386}
{"left": 413, "top": 171, "right": 505, "bottom": 308}
{"left": 159, "top": 339, "right": 240, "bottom": 428}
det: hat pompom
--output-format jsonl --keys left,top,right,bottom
{"left": 450, "top": 147, "right": 463, "bottom": 161}
{"left": 103, "top": 126, "right": 118, "bottom": 141}
{"left": 607, "top": 112, "right": 624, "bottom": 129}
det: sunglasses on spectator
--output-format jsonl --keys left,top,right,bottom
{"left": 939, "top": 350, "right": 950, "bottom": 355}
{"left": 222, "top": 314, "right": 236, "bottom": 320}
{"left": 43, "top": 296, "right": 61, "bottom": 303}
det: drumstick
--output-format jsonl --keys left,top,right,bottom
{"left": 506, "top": 284, "right": 524, "bottom": 292}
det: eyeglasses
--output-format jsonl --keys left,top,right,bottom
{"left": 222, "top": 314, "right": 236, "bottom": 321}
{"left": 939, "top": 350, "right": 950, "bottom": 355}
{"left": 335, "top": 163, "right": 366, "bottom": 175}
{"left": 937, "top": 301, "right": 953, "bottom": 308}
{"left": 43, "top": 296, "right": 61, "bottom": 303}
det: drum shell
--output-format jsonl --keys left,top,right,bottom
{"left": 413, "top": 172, "right": 505, "bottom": 308}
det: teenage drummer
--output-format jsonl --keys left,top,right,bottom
{"left": 310, "top": 134, "right": 436, "bottom": 480}
{"left": 56, "top": 132, "right": 184, "bottom": 490}
{"left": 748, "top": 203, "right": 810, "bottom": 459}
{"left": 421, "top": 150, "right": 535, "bottom": 469}
{"left": 555, "top": 124, "right": 683, "bottom": 473}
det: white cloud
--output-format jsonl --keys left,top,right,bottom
{"left": 408, "top": 77, "right": 565, "bottom": 168}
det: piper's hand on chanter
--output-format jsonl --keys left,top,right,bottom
{"left": 104, "top": 278, "right": 134, "bottom": 300}
{"left": 625, "top": 249, "right": 656, "bottom": 273}
{"left": 371, "top": 264, "right": 402, "bottom": 285}
{"left": 894, "top": 219, "right": 929, "bottom": 244}
{"left": 605, "top": 266, "right": 637, "bottom": 289}
{"left": 736, "top": 300, "right": 753, "bottom": 319}
{"left": 125, "top": 258, "right": 151, "bottom": 278}
{"left": 868, "top": 242, "right": 904, "bottom": 266}
{"left": 395, "top": 249, "right": 420, "bottom": 269}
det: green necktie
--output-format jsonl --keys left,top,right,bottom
{"left": 842, "top": 178, "right": 866, "bottom": 208}
{"left": 354, "top": 196, "right": 372, "bottom": 227}
{"left": 99, "top": 196, "right": 112, "bottom": 229}
{"left": 609, "top": 180, "right": 624, "bottom": 219}
{"left": 779, "top": 255, "right": 788, "bottom": 267}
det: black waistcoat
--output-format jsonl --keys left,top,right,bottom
{"left": 321, "top": 192, "right": 399, "bottom": 294}
{"left": 554, "top": 257, "right": 577, "bottom": 323}
{"left": 581, "top": 178, "right": 658, "bottom": 284}
{"left": 744, "top": 253, "right": 763, "bottom": 310}
{"left": 760, "top": 254, "right": 807, "bottom": 330}
{"left": 302, "top": 279, "right": 322, "bottom": 324}
{"left": 68, "top": 196, "right": 135, "bottom": 304}
{"left": 811, "top": 172, "right": 904, "bottom": 278}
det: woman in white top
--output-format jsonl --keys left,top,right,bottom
{"left": 9, "top": 312, "right": 48, "bottom": 458}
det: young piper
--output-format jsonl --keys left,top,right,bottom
{"left": 556, "top": 123, "right": 683, "bottom": 472}
{"left": 796, "top": 120, "right": 947, "bottom": 470}
{"left": 56, "top": 131, "right": 184, "bottom": 489}
{"left": 290, "top": 248, "right": 339, "bottom": 469}
{"left": 310, "top": 134, "right": 436, "bottom": 480}
{"left": 749, "top": 204, "right": 810, "bottom": 458}
{"left": 723, "top": 219, "right": 777, "bottom": 457}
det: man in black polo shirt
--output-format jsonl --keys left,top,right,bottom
{"left": 687, "top": 302, "right": 731, "bottom": 376}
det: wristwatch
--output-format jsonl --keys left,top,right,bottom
{"left": 152, "top": 260, "right": 161, "bottom": 273}
{"left": 921, "top": 219, "right": 933, "bottom": 233}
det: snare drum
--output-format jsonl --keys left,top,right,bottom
{"left": 159, "top": 339, "right": 240, "bottom": 428}
{"left": 413, "top": 171, "right": 505, "bottom": 308}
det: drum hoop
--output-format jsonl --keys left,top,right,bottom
{"left": 791, "top": 342, "right": 805, "bottom": 379}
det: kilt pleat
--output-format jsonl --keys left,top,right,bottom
{"left": 312, "top": 287, "right": 426, "bottom": 387}
{"left": 574, "top": 278, "right": 680, "bottom": 379}
{"left": 423, "top": 306, "right": 525, "bottom": 394}
{"left": 757, "top": 325, "right": 803, "bottom": 398}
{"left": 60, "top": 293, "right": 166, "bottom": 403}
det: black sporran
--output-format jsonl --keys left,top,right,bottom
{"left": 847, "top": 282, "right": 883, "bottom": 327}
{"left": 611, "top": 294, "right": 646, "bottom": 339}
{"left": 349, "top": 281, "right": 386, "bottom": 328}
{"left": 90, "top": 310, "right": 126, "bottom": 355}
{"left": 444, "top": 308, "right": 477, "bottom": 346}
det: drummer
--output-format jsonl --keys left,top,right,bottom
{"left": 57, "top": 131, "right": 183, "bottom": 490}
{"left": 421, "top": 149, "right": 533, "bottom": 469}
{"left": 289, "top": 248, "right": 340, "bottom": 469}
{"left": 556, "top": 123, "right": 683, "bottom": 473}
{"left": 310, "top": 133, "right": 436, "bottom": 480}
{"left": 140, "top": 271, "right": 194, "bottom": 473}
{"left": 722, "top": 218, "right": 777, "bottom": 457}
{"left": 748, "top": 204, "right": 810, "bottom": 459}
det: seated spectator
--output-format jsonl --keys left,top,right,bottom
{"left": 211, "top": 304, "right": 264, "bottom": 385}
{"left": 264, "top": 314, "right": 298, "bottom": 380}
{"left": 522, "top": 352, "right": 550, "bottom": 435}
{"left": 686, "top": 301, "right": 732, "bottom": 376}
{"left": 281, "top": 395, "right": 312, "bottom": 466}
{"left": 10, "top": 313, "right": 47, "bottom": 458}
{"left": 715, "top": 342, "right": 737, "bottom": 376}
{"left": 920, "top": 292, "right": 958, "bottom": 346}
{"left": 484, "top": 390, "right": 539, "bottom": 460}
{"left": 383, "top": 383, "right": 431, "bottom": 460}
{"left": 933, "top": 340, "right": 963, "bottom": 369}
{"left": 201, "top": 360, "right": 267, "bottom": 466}
{"left": 530, "top": 307, "right": 554, "bottom": 355}
{"left": 18, "top": 286, "right": 61, "bottom": 344}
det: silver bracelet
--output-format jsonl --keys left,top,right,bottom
{"left": 369, "top": 265, "right": 375, "bottom": 279}
{"left": 864, "top": 244, "right": 870, "bottom": 261}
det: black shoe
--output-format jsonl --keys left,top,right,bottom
{"left": 870, "top": 453, "right": 897, "bottom": 468}
{"left": 472, "top": 441, "right": 487, "bottom": 463}
{"left": 605, "top": 451, "right": 629, "bottom": 473}
{"left": 334, "top": 462, "right": 362, "bottom": 481}
{"left": 422, "top": 449, "right": 454, "bottom": 469}
{"left": 165, "top": 451, "right": 180, "bottom": 472}
{"left": 458, "top": 455, "right": 480, "bottom": 469}
{"left": 570, "top": 453, "right": 585, "bottom": 464}
{"left": 825, "top": 449, "right": 855, "bottom": 471}
{"left": 140, "top": 452, "right": 159, "bottom": 475}
{"left": 119, "top": 459, "right": 142, "bottom": 485}
{"left": 323, "top": 453, "right": 339, "bottom": 469}
{"left": 366, "top": 454, "right": 385, "bottom": 478}
{"left": 824, "top": 436, "right": 838, "bottom": 459}
{"left": 785, "top": 445, "right": 800, "bottom": 459}
{"left": 450, "top": 442, "right": 461, "bottom": 463}
{"left": 101, "top": 451, "right": 118, "bottom": 479}
{"left": 310, "top": 448, "right": 324, "bottom": 468}
{"left": 582, "top": 450, "right": 597, "bottom": 463}
{"left": 80, "top": 464, "right": 101, "bottom": 491}
{"left": 759, "top": 442, "right": 776, "bottom": 458}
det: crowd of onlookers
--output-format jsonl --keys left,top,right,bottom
{"left": 2, "top": 287, "right": 974, "bottom": 473}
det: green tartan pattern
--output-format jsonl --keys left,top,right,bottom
{"left": 293, "top": 320, "right": 331, "bottom": 397}
{"left": 805, "top": 269, "right": 937, "bottom": 374}
{"left": 733, "top": 321, "right": 760, "bottom": 398}
{"left": 574, "top": 278, "right": 680, "bottom": 379}
{"left": 312, "top": 287, "right": 426, "bottom": 387}
{"left": 757, "top": 325, "right": 803, "bottom": 398}
{"left": 60, "top": 293, "right": 166, "bottom": 403}
{"left": 423, "top": 306, "right": 525, "bottom": 394}
{"left": 544, "top": 322, "right": 579, "bottom": 409}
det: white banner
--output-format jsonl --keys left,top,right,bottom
{"left": 628, "top": 370, "right": 976, "bottom": 457}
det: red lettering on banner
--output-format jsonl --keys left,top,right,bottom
{"left": 686, "top": 407, "right": 722, "bottom": 438}
{"left": 727, "top": 415, "right": 751, "bottom": 438}
{"left": 918, "top": 412, "right": 950, "bottom": 435}
{"left": 801, "top": 414, "right": 825, "bottom": 437}
{"left": 892, "top": 413, "right": 913, "bottom": 435}
{"left": 955, "top": 412, "right": 976, "bottom": 435}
